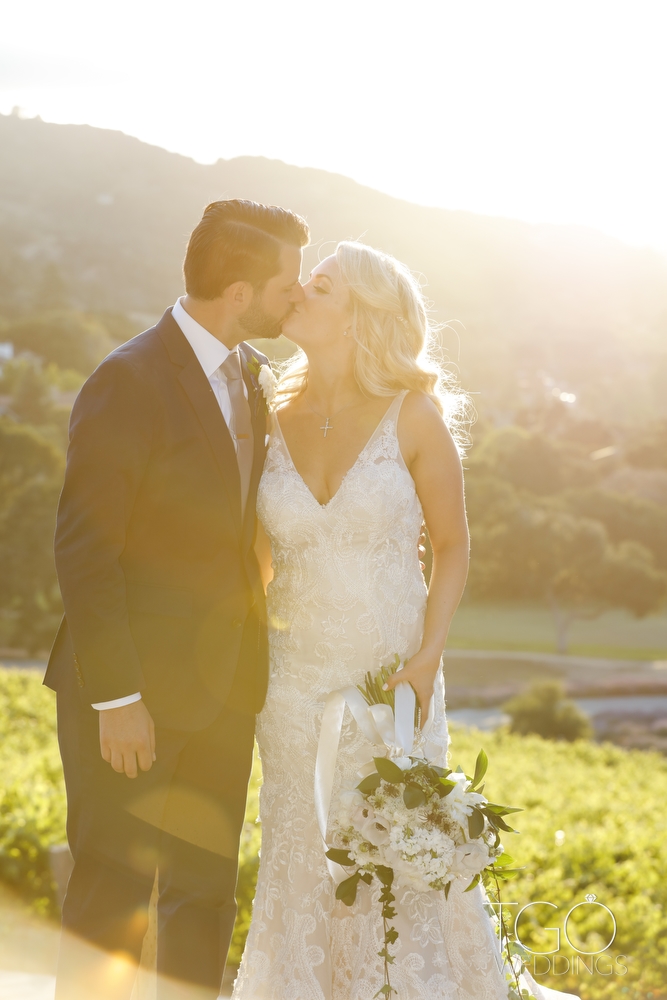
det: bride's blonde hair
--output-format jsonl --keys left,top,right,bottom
{"left": 276, "top": 240, "right": 471, "bottom": 451}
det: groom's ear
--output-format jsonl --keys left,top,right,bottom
{"left": 224, "top": 280, "right": 255, "bottom": 313}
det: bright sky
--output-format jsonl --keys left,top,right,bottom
{"left": 2, "top": 0, "right": 667, "bottom": 253}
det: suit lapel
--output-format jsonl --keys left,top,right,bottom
{"left": 157, "top": 311, "right": 243, "bottom": 540}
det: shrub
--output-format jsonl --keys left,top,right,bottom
{"left": 0, "top": 421, "right": 64, "bottom": 652}
{"left": 450, "top": 725, "right": 667, "bottom": 999}
{"left": 0, "top": 668, "right": 65, "bottom": 913}
{"left": 503, "top": 680, "right": 593, "bottom": 740}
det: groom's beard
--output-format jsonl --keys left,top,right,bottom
{"left": 239, "top": 299, "right": 288, "bottom": 340}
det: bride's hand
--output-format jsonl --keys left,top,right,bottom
{"left": 383, "top": 649, "right": 440, "bottom": 726}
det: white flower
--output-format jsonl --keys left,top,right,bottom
{"left": 335, "top": 789, "right": 365, "bottom": 826}
{"left": 339, "top": 789, "right": 364, "bottom": 811}
{"left": 444, "top": 780, "right": 486, "bottom": 828}
{"left": 361, "top": 816, "right": 392, "bottom": 847}
{"left": 352, "top": 803, "right": 374, "bottom": 827}
{"left": 392, "top": 756, "right": 413, "bottom": 771}
{"left": 257, "top": 364, "right": 278, "bottom": 408}
{"left": 453, "top": 841, "right": 490, "bottom": 877}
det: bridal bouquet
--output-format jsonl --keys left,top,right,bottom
{"left": 320, "top": 660, "right": 532, "bottom": 999}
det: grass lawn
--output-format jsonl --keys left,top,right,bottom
{"left": 447, "top": 602, "right": 667, "bottom": 660}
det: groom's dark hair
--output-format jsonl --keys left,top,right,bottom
{"left": 183, "top": 199, "right": 309, "bottom": 300}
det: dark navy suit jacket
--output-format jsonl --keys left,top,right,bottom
{"left": 45, "top": 308, "right": 269, "bottom": 731}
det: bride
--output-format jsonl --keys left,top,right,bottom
{"left": 232, "top": 242, "right": 576, "bottom": 1000}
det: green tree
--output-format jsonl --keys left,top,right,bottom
{"left": 469, "top": 425, "right": 598, "bottom": 495}
{"left": 4, "top": 311, "right": 117, "bottom": 376}
{"left": 0, "top": 357, "right": 74, "bottom": 449}
{"left": 466, "top": 475, "right": 667, "bottom": 652}
{"left": 0, "top": 420, "right": 64, "bottom": 652}
{"left": 503, "top": 680, "right": 592, "bottom": 740}
{"left": 563, "top": 486, "right": 667, "bottom": 570}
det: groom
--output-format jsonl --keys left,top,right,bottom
{"left": 45, "top": 200, "right": 309, "bottom": 999}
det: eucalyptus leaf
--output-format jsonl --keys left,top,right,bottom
{"left": 374, "top": 757, "right": 406, "bottom": 784}
{"left": 358, "top": 773, "right": 382, "bottom": 793}
{"left": 468, "top": 806, "right": 486, "bottom": 839}
{"left": 471, "top": 748, "right": 488, "bottom": 789}
{"left": 403, "top": 784, "right": 426, "bottom": 809}
{"left": 484, "top": 802, "right": 523, "bottom": 815}
{"left": 326, "top": 848, "right": 355, "bottom": 866}
{"left": 493, "top": 814, "right": 517, "bottom": 833}
{"left": 375, "top": 864, "right": 394, "bottom": 886}
{"left": 336, "top": 872, "right": 361, "bottom": 906}
{"left": 464, "top": 873, "right": 481, "bottom": 893}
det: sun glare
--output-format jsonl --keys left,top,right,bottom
{"left": 1, "top": 0, "right": 666, "bottom": 250}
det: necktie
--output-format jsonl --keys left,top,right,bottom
{"left": 220, "top": 352, "right": 254, "bottom": 516}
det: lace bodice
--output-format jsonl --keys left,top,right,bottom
{"left": 258, "top": 391, "right": 435, "bottom": 705}
{"left": 232, "top": 393, "right": 555, "bottom": 1000}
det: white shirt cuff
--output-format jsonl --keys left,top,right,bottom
{"left": 92, "top": 692, "right": 142, "bottom": 711}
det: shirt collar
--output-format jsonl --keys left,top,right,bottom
{"left": 171, "top": 297, "right": 233, "bottom": 378}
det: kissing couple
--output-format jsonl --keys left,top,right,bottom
{"left": 46, "top": 200, "right": 575, "bottom": 1000}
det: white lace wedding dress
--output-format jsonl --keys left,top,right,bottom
{"left": 232, "top": 393, "right": 574, "bottom": 1000}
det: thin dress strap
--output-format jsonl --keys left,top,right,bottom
{"left": 386, "top": 390, "right": 410, "bottom": 472}
{"left": 388, "top": 389, "right": 410, "bottom": 422}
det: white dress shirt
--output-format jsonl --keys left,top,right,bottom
{"left": 92, "top": 298, "right": 244, "bottom": 710}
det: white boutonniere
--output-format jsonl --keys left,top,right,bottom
{"left": 258, "top": 364, "right": 278, "bottom": 410}
{"left": 247, "top": 355, "right": 278, "bottom": 413}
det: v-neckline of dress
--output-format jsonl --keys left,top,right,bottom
{"left": 274, "top": 395, "right": 402, "bottom": 510}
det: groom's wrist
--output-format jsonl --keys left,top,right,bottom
{"left": 92, "top": 692, "right": 142, "bottom": 711}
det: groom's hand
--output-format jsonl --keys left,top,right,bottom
{"left": 99, "top": 700, "right": 156, "bottom": 778}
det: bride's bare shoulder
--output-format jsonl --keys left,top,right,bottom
{"left": 398, "top": 391, "right": 459, "bottom": 465}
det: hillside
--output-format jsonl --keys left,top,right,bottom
{"left": 1, "top": 112, "right": 666, "bottom": 422}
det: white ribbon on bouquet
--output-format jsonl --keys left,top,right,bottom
{"left": 314, "top": 672, "right": 435, "bottom": 882}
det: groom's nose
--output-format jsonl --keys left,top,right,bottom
{"left": 289, "top": 282, "right": 306, "bottom": 303}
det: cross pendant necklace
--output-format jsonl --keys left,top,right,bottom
{"left": 305, "top": 396, "right": 361, "bottom": 437}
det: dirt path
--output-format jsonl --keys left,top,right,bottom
{"left": 0, "top": 884, "right": 235, "bottom": 998}
{"left": 0, "top": 884, "right": 58, "bottom": 998}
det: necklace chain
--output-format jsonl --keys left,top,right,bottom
{"left": 303, "top": 396, "right": 361, "bottom": 438}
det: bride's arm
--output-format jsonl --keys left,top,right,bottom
{"left": 254, "top": 519, "right": 274, "bottom": 592}
{"left": 384, "top": 392, "right": 469, "bottom": 721}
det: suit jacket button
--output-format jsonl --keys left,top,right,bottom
{"left": 232, "top": 617, "right": 242, "bottom": 629}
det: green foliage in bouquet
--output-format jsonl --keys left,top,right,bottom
{"left": 331, "top": 662, "right": 532, "bottom": 998}
{"left": 357, "top": 654, "right": 421, "bottom": 726}
{"left": 327, "top": 744, "right": 528, "bottom": 998}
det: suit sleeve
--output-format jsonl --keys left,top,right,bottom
{"left": 54, "top": 355, "right": 155, "bottom": 703}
